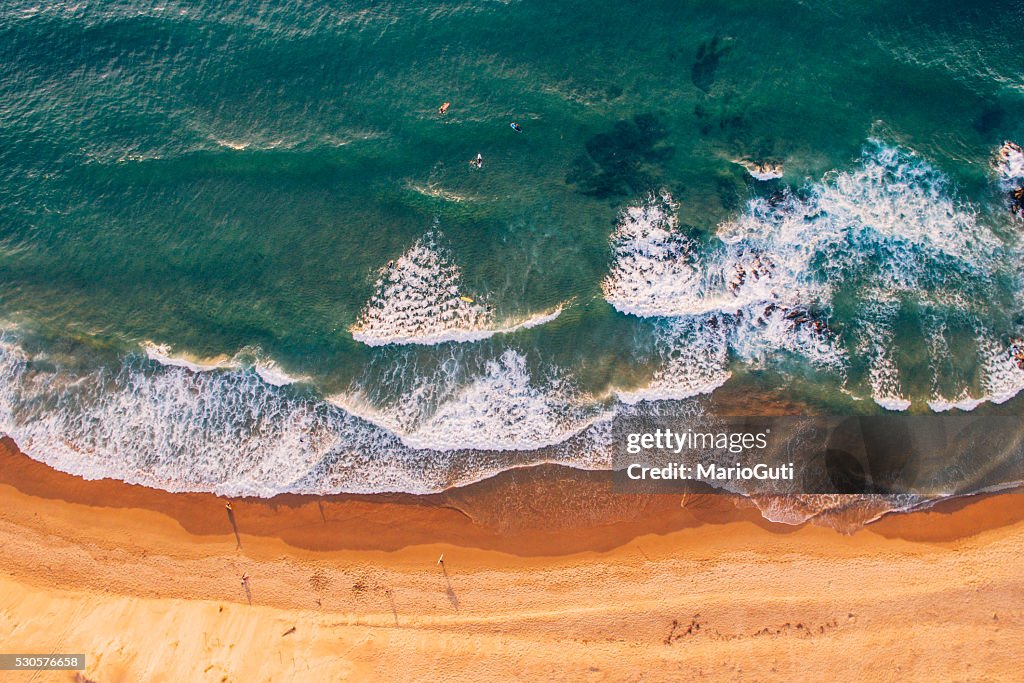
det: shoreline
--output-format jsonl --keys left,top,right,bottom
{"left": 1, "top": 436, "right": 1023, "bottom": 680}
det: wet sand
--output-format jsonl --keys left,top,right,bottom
{"left": 1, "top": 437, "right": 1022, "bottom": 681}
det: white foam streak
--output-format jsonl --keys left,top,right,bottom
{"left": 604, "top": 141, "right": 1010, "bottom": 410}
{"left": 144, "top": 342, "right": 234, "bottom": 373}
{"left": 335, "top": 349, "right": 603, "bottom": 451}
{"left": 857, "top": 299, "right": 910, "bottom": 411}
{"left": 616, "top": 316, "right": 731, "bottom": 404}
{"left": 144, "top": 341, "right": 304, "bottom": 386}
{"left": 402, "top": 349, "right": 601, "bottom": 451}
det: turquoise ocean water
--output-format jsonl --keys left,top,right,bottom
{"left": 2, "top": 0, "right": 1024, "bottom": 517}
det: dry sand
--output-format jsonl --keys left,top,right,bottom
{"left": 0, "top": 436, "right": 1021, "bottom": 682}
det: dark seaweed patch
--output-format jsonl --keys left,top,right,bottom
{"left": 973, "top": 101, "right": 1005, "bottom": 135}
{"left": 716, "top": 174, "right": 741, "bottom": 212}
{"left": 692, "top": 35, "right": 731, "bottom": 93}
{"left": 566, "top": 113, "right": 674, "bottom": 199}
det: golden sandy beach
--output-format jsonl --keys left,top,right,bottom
{"left": 0, "top": 436, "right": 1021, "bottom": 682}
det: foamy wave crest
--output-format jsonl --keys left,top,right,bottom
{"left": 0, "top": 339, "right": 389, "bottom": 495}
{"left": 973, "top": 334, "right": 1024, "bottom": 406}
{"left": 606, "top": 141, "right": 1012, "bottom": 410}
{"left": 602, "top": 193, "right": 703, "bottom": 317}
{"left": 351, "top": 232, "right": 491, "bottom": 346}
{"left": 351, "top": 233, "right": 561, "bottom": 346}
{"left": 856, "top": 298, "right": 910, "bottom": 411}
{"left": 923, "top": 312, "right": 978, "bottom": 412}
{"left": 334, "top": 349, "right": 606, "bottom": 451}
{"left": 602, "top": 193, "right": 793, "bottom": 317}
{"left": 0, "top": 336, "right": 613, "bottom": 496}
{"left": 719, "top": 141, "right": 1000, "bottom": 293}
{"left": 735, "top": 159, "right": 784, "bottom": 181}
{"left": 144, "top": 341, "right": 304, "bottom": 386}
{"left": 144, "top": 342, "right": 234, "bottom": 372}
{"left": 616, "top": 315, "right": 731, "bottom": 404}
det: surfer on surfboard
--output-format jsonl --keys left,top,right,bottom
{"left": 438, "top": 102, "right": 450, "bottom": 115}
{"left": 510, "top": 121, "right": 522, "bottom": 132}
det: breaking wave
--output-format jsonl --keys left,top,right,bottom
{"left": 0, "top": 335, "right": 610, "bottom": 496}
{"left": 604, "top": 141, "right": 1022, "bottom": 411}
{"left": 351, "top": 232, "right": 562, "bottom": 346}
{"left": 615, "top": 315, "right": 731, "bottom": 404}
{"left": 332, "top": 348, "right": 606, "bottom": 451}
{"left": 144, "top": 341, "right": 305, "bottom": 387}
{"left": 2, "top": 140, "right": 1023, "bottom": 530}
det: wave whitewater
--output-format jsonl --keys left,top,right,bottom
{"left": 144, "top": 341, "right": 304, "bottom": 387}
{"left": 603, "top": 141, "right": 1024, "bottom": 410}
{"left": 2, "top": 141, "right": 1024, "bottom": 528}
{"left": 351, "top": 232, "right": 562, "bottom": 346}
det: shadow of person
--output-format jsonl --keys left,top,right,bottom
{"left": 440, "top": 563, "right": 460, "bottom": 612}
{"left": 386, "top": 588, "right": 398, "bottom": 625}
{"left": 226, "top": 507, "right": 242, "bottom": 549}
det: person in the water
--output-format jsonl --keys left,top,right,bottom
{"left": 510, "top": 122, "right": 522, "bottom": 132}
{"left": 469, "top": 153, "right": 483, "bottom": 168}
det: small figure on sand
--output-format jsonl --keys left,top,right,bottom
{"left": 469, "top": 153, "right": 483, "bottom": 169}
{"left": 225, "top": 501, "right": 233, "bottom": 512}
{"left": 510, "top": 121, "right": 522, "bottom": 133}
{"left": 438, "top": 101, "right": 450, "bottom": 116}
{"left": 241, "top": 572, "right": 250, "bottom": 586}
{"left": 437, "top": 553, "right": 445, "bottom": 566}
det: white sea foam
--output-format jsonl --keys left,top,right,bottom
{"left": 719, "top": 143, "right": 1000, "bottom": 296}
{"left": 730, "top": 303, "right": 846, "bottom": 371}
{"left": 974, "top": 334, "right": 1024, "bottom": 406}
{"left": 601, "top": 194, "right": 704, "bottom": 317}
{"left": 921, "top": 310, "right": 1024, "bottom": 412}
{"left": 602, "top": 194, "right": 793, "bottom": 317}
{"left": 922, "top": 313, "right": 978, "bottom": 412}
{"left": 351, "top": 233, "right": 562, "bottom": 346}
{"left": 335, "top": 348, "right": 604, "bottom": 451}
{"left": 351, "top": 232, "right": 491, "bottom": 346}
{"left": 144, "top": 341, "right": 235, "bottom": 372}
{"left": 253, "top": 359, "right": 302, "bottom": 387}
{"left": 0, "top": 336, "right": 613, "bottom": 496}
{"left": 616, "top": 315, "right": 731, "bottom": 404}
{"left": 400, "top": 349, "right": 603, "bottom": 451}
{"left": 855, "top": 298, "right": 910, "bottom": 411}
{"left": 605, "top": 141, "right": 1007, "bottom": 410}
{"left": 144, "top": 341, "right": 304, "bottom": 386}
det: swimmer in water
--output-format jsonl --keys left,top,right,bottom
{"left": 438, "top": 102, "right": 450, "bottom": 115}
{"left": 469, "top": 153, "right": 483, "bottom": 169}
